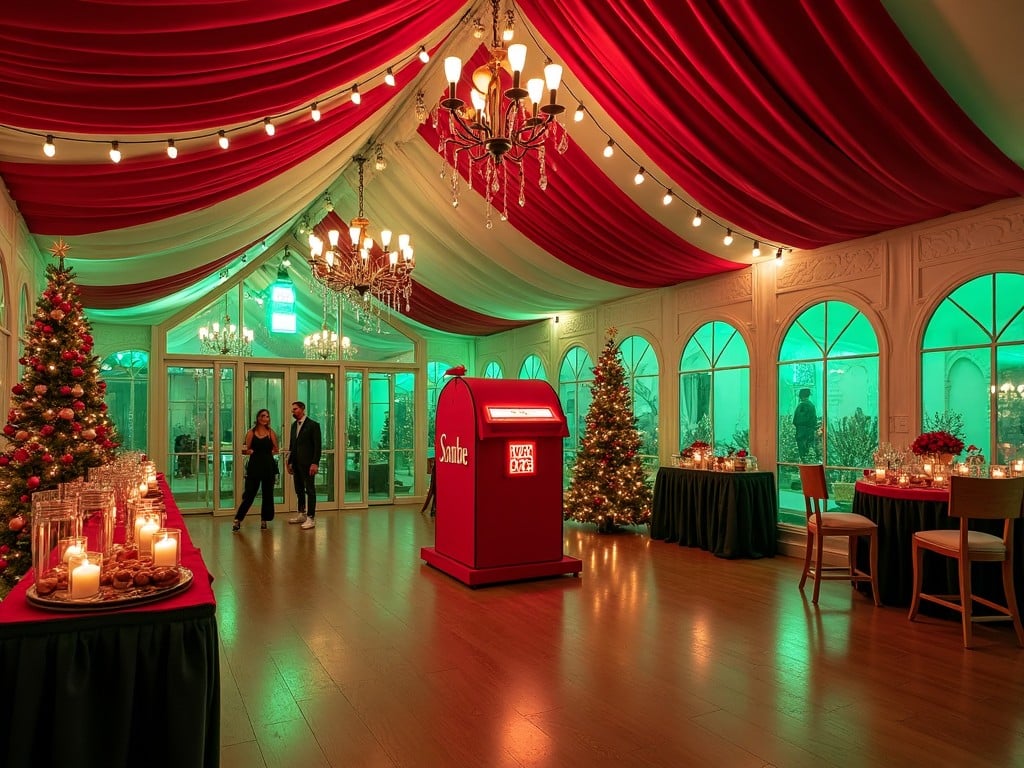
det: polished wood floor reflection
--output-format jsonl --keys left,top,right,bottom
{"left": 185, "top": 506, "right": 1024, "bottom": 768}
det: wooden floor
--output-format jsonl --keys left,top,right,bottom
{"left": 185, "top": 506, "right": 1024, "bottom": 768}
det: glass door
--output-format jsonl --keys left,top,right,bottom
{"left": 241, "top": 369, "right": 286, "bottom": 513}
{"left": 346, "top": 370, "right": 416, "bottom": 504}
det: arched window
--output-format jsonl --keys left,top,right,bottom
{"left": 483, "top": 360, "right": 503, "bottom": 378}
{"left": 618, "top": 335, "right": 659, "bottom": 475}
{"left": 922, "top": 272, "right": 1024, "bottom": 464}
{"left": 426, "top": 360, "right": 452, "bottom": 448}
{"left": 679, "top": 321, "right": 750, "bottom": 453}
{"left": 558, "top": 346, "right": 594, "bottom": 485}
{"left": 518, "top": 354, "right": 546, "bottom": 380}
{"left": 100, "top": 350, "right": 149, "bottom": 453}
{"left": 778, "top": 301, "right": 879, "bottom": 524}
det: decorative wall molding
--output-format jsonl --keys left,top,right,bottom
{"left": 776, "top": 243, "right": 884, "bottom": 292}
{"left": 91, "top": 323, "right": 150, "bottom": 362}
{"left": 559, "top": 311, "right": 595, "bottom": 338}
{"left": 674, "top": 268, "right": 751, "bottom": 311}
{"left": 515, "top": 319, "right": 550, "bottom": 346}
{"left": 917, "top": 212, "right": 1024, "bottom": 264}
{"left": 603, "top": 296, "right": 658, "bottom": 327}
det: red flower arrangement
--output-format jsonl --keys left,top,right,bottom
{"left": 736, "top": 449, "right": 748, "bottom": 458}
{"left": 910, "top": 430, "right": 964, "bottom": 457}
{"left": 680, "top": 440, "right": 712, "bottom": 459}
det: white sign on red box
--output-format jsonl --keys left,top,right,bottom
{"left": 487, "top": 406, "right": 556, "bottom": 421}
{"left": 507, "top": 441, "right": 536, "bottom": 476}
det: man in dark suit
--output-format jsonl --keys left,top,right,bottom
{"left": 286, "top": 400, "right": 322, "bottom": 529}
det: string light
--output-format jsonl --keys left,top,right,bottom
{"left": 633, "top": 167, "right": 645, "bottom": 185}
{"left": 723, "top": 229, "right": 733, "bottom": 246}
{"left": 350, "top": 84, "right": 360, "bottom": 105}
{"left": 418, "top": 46, "right": 429, "bottom": 64}
{"left": 217, "top": 130, "right": 229, "bottom": 150}
{"left": 166, "top": 139, "right": 177, "bottom": 159}
{"left": 263, "top": 118, "right": 275, "bottom": 136}
{"left": 43, "top": 135, "right": 55, "bottom": 157}
{"left": 692, "top": 210, "right": 702, "bottom": 227}
{"left": 752, "top": 241, "right": 760, "bottom": 258}
{"left": 776, "top": 247, "right": 783, "bottom": 262}
{"left": 662, "top": 189, "right": 673, "bottom": 206}
{"left": 384, "top": 68, "right": 396, "bottom": 87}
{"left": 109, "top": 141, "right": 121, "bottom": 163}
{"left": 574, "top": 103, "right": 585, "bottom": 122}
{"left": 310, "top": 102, "right": 321, "bottom": 122}
{"left": 603, "top": 139, "right": 615, "bottom": 158}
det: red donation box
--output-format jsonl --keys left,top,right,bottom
{"left": 420, "top": 376, "right": 583, "bottom": 586}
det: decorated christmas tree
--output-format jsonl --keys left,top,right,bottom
{"left": 564, "top": 328, "right": 652, "bottom": 532}
{"left": 0, "top": 239, "right": 119, "bottom": 594}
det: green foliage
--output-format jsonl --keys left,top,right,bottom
{"left": 827, "top": 412, "right": 878, "bottom": 480}
{"left": 778, "top": 419, "right": 820, "bottom": 463}
{"left": 564, "top": 330, "right": 653, "bottom": 530}
{"left": 681, "top": 413, "right": 713, "bottom": 449}
{"left": 0, "top": 257, "right": 120, "bottom": 595}
{"left": 921, "top": 409, "right": 966, "bottom": 440}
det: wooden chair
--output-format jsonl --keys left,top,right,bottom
{"left": 798, "top": 464, "right": 880, "bottom": 605}
{"left": 908, "top": 475, "right": 1024, "bottom": 649}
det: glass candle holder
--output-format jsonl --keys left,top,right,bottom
{"left": 873, "top": 466, "right": 886, "bottom": 482}
{"left": 31, "top": 498, "right": 81, "bottom": 584}
{"left": 67, "top": 551, "right": 103, "bottom": 600}
{"left": 1013, "top": 459, "right": 1024, "bottom": 477}
{"left": 137, "top": 515, "right": 162, "bottom": 557}
{"left": 897, "top": 473, "right": 910, "bottom": 487}
{"left": 932, "top": 473, "right": 946, "bottom": 488}
{"left": 58, "top": 536, "right": 87, "bottom": 565}
{"left": 990, "top": 465, "right": 1008, "bottom": 479}
{"left": 151, "top": 529, "right": 181, "bottom": 568}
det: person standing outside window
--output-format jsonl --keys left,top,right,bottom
{"left": 287, "top": 401, "right": 322, "bottom": 529}
{"left": 793, "top": 388, "right": 817, "bottom": 462}
{"left": 232, "top": 408, "right": 279, "bottom": 532}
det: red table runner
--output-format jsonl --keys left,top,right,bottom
{"left": 854, "top": 479, "right": 949, "bottom": 504}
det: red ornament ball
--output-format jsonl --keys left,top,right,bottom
{"left": 43, "top": 325, "right": 53, "bottom": 333}
{"left": 12, "top": 448, "right": 29, "bottom": 462}
{"left": 18, "top": 495, "right": 29, "bottom": 504}
{"left": 61, "top": 453, "right": 74, "bottom": 465}
{"left": 40, "top": 425, "right": 54, "bottom": 436}
{"left": 95, "top": 425, "right": 107, "bottom": 437}
{"left": 61, "top": 351, "right": 75, "bottom": 361}
{"left": 0, "top": 558, "right": 8, "bottom": 571}
{"left": 35, "top": 365, "right": 46, "bottom": 373}
{"left": 71, "top": 422, "right": 82, "bottom": 432}
{"left": 59, "top": 408, "right": 75, "bottom": 420}
{"left": 26, "top": 476, "right": 41, "bottom": 489}
{"left": 62, "top": 302, "right": 72, "bottom": 313}
{"left": 42, "top": 453, "right": 53, "bottom": 463}
{"left": 3, "top": 425, "right": 15, "bottom": 436}
{"left": 8, "top": 514, "right": 25, "bottom": 532}
{"left": 59, "top": 385, "right": 72, "bottom": 396}
{"left": 72, "top": 400, "right": 85, "bottom": 411}
{"left": 11, "top": 383, "right": 24, "bottom": 395}
{"left": 71, "top": 367, "right": 84, "bottom": 377}
{"left": 0, "top": 544, "right": 9, "bottom": 554}
{"left": 0, "top": 456, "right": 8, "bottom": 466}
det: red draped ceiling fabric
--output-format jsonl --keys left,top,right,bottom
{"left": 518, "top": 0, "right": 1024, "bottom": 249}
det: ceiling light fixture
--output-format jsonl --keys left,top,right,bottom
{"left": 198, "top": 296, "right": 254, "bottom": 356}
{"left": 435, "top": 0, "right": 566, "bottom": 224}
{"left": 304, "top": 295, "right": 339, "bottom": 360}
{"left": 307, "top": 156, "right": 416, "bottom": 330}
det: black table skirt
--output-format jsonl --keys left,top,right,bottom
{"left": 0, "top": 604, "right": 220, "bottom": 768}
{"left": 852, "top": 489, "right": 1024, "bottom": 614}
{"left": 651, "top": 467, "right": 778, "bottom": 559}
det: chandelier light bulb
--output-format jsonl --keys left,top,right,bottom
{"left": 507, "top": 43, "right": 527, "bottom": 75}
{"left": 526, "top": 78, "right": 544, "bottom": 108}
{"left": 350, "top": 84, "right": 361, "bottom": 105}
{"left": 723, "top": 229, "right": 734, "bottom": 246}
{"left": 263, "top": 117, "right": 275, "bottom": 136}
{"left": 752, "top": 240, "right": 761, "bottom": 258}
{"left": 43, "top": 135, "right": 56, "bottom": 157}
{"left": 398, "top": 233, "right": 411, "bottom": 252}
{"left": 418, "top": 46, "right": 429, "bottom": 64}
{"left": 692, "top": 210, "right": 702, "bottom": 227}
{"left": 634, "top": 167, "right": 645, "bottom": 185}
{"left": 374, "top": 144, "right": 387, "bottom": 171}
{"left": 218, "top": 131, "right": 229, "bottom": 150}
{"left": 328, "top": 229, "right": 340, "bottom": 248}
{"left": 574, "top": 103, "right": 585, "bottom": 123}
{"left": 109, "top": 141, "right": 121, "bottom": 163}
{"left": 603, "top": 139, "right": 615, "bottom": 158}
{"left": 380, "top": 229, "right": 393, "bottom": 249}
{"left": 310, "top": 102, "right": 321, "bottom": 122}
{"left": 384, "top": 67, "right": 396, "bottom": 87}
{"left": 662, "top": 190, "right": 673, "bottom": 206}
{"left": 166, "top": 139, "right": 177, "bottom": 159}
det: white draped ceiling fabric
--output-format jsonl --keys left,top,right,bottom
{"left": 1, "top": 0, "right": 1023, "bottom": 335}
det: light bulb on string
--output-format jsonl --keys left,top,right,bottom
{"left": 218, "top": 131, "right": 229, "bottom": 150}
{"left": 109, "top": 141, "right": 121, "bottom": 163}
{"left": 418, "top": 46, "right": 429, "bottom": 64}
{"left": 603, "top": 139, "right": 615, "bottom": 158}
{"left": 384, "top": 68, "right": 396, "bottom": 87}
{"left": 662, "top": 190, "right": 673, "bottom": 206}
{"left": 723, "top": 229, "right": 733, "bottom": 246}
{"left": 43, "top": 135, "right": 56, "bottom": 157}
{"left": 166, "top": 139, "right": 177, "bottom": 159}
{"left": 752, "top": 240, "right": 760, "bottom": 258}
{"left": 263, "top": 118, "right": 275, "bottom": 136}
{"left": 633, "top": 167, "right": 645, "bottom": 185}
{"left": 574, "top": 103, "right": 585, "bottom": 122}
{"left": 350, "top": 84, "right": 360, "bottom": 105}
{"left": 692, "top": 210, "right": 702, "bottom": 227}
{"left": 310, "top": 103, "right": 321, "bottom": 122}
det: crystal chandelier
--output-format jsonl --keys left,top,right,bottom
{"left": 198, "top": 297, "right": 253, "bottom": 356}
{"left": 304, "top": 295, "right": 339, "bottom": 360}
{"left": 437, "top": 0, "right": 567, "bottom": 223}
{"left": 307, "top": 156, "right": 415, "bottom": 329}
{"left": 341, "top": 335, "right": 358, "bottom": 360}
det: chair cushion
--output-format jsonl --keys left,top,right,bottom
{"left": 914, "top": 529, "right": 1005, "bottom": 554}
{"left": 817, "top": 512, "right": 876, "bottom": 529}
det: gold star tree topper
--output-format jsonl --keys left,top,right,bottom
{"left": 48, "top": 238, "right": 70, "bottom": 262}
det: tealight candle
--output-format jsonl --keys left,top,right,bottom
{"left": 897, "top": 474, "right": 910, "bottom": 487}
{"left": 69, "top": 553, "right": 101, "bottom": 600}
{"left": 957, "top": 463, "right": 969, "bottom": 475}
{"left": 1014, "top": 460, "right": 1024, "bottom": 475}
{"left": 933, "top": 474, "right": 945, "bottom": 487}
{"left": 874, "top": 467, "right": 886, "bottom": 482}
{"left": 60, "top": 536, "right": 87, "bottom": 564}
{"left": 992, "top": 466, "right": 1006, "bottom": 479}
{"left": 139, "top": 518, "right": 160, "bottom": 556}
{"left": 922, "top": 462, "right": 932, "bottom": 476}
{"left": 152, "top": 529, "right": 180, "bottom": 567}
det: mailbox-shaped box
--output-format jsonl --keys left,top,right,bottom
{"left": 420, "top": 376, "right": 582, "bottom": 586}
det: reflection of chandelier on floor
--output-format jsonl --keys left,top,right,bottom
{"left": 307, "top": 156, "right": 414, "bottom": 331}
{"left": 198, "top": 296, "right": 253, "bottom": 356}
{"left": 435, "top": 0, "right": 567, "bottom": 225}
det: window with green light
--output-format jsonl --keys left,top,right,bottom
{"left": 618, "top": 335, "right": 659, "bottom": 476}
{"left": 518, "top": 354, "right": 546, "bottom": 380}
{"left": 921, "top": 272, "right": 1024, "bottom": 464}
{"left": 679, "top": 321, "right": 750, "bottom": 454}
{"left": 426, "top": 360, "right": 452, "bottom": 449}
{"left": 777, "top": 301, "right": 879, "bottom": 525}
{"left": 558, "top": 346, "right": 594, "bottom": 487}
{"left": 483, "top": 360, "right": 503, "bottom": 378}
{"left": 100, "top": 350, "right": 149, "bottom": 453}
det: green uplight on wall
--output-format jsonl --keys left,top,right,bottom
{"left": 269, "top": 266, "right": 296, "bottom": 333}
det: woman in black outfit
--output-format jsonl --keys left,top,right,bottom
{"left": 232, "top": 409, "right": 280, "bottom": 531}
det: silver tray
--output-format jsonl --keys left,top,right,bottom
{"left": 26, "top": 566, "right": 194, "bottom": 612}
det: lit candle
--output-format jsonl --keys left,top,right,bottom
{"left": 957, "top": 463, "right": 969, "bottom": 475}
{"left": 62, "top": 541, "right": 84, "bottom": 564}
{"left": 898, "top": 474, "right": 909, "bottom": 487}
{"left": 70, "top": 556, "right": 100, "bottom": 600}
{"left": 134, "top": 513, "right": 150, "bottom": 545}
{"left": 153, "top": 534, "right": 178, "bottom": 567}
{"left": 1014, "top": 460, "right": 1024, "bottom": 475}
{"left": 138, "top": 481, "right": 148, "bottom": 496}
{"left": 874, "top": 467, "right": 886, "bottom": 482}
{"left": 139, "top": 519, "right": 160, "bottom": 555}
{"left": 933, "top": 474, "right": 945, "bottom": 486}
{"left": 992, "top": 467, "right": 1006, "bottom": 479}
{"left": 922, "top": 462, "right": 932, "bottom": 476}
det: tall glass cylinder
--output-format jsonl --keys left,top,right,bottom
{"left": 80, "top": 487, "right": 117, "bottom": 557}
{"left": 31, "top": 498, "right": 81, "bottom": 584}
